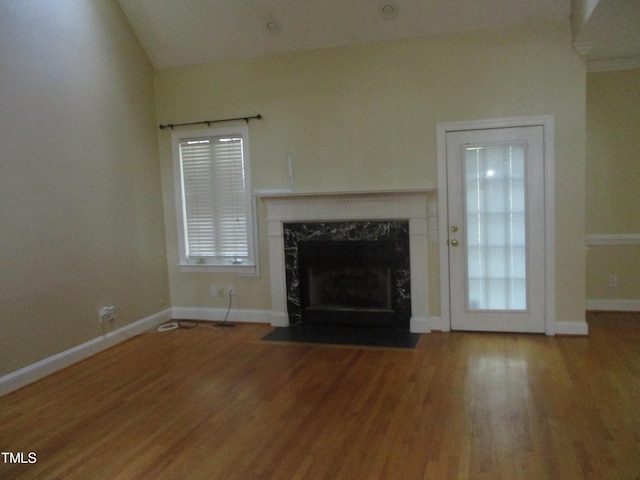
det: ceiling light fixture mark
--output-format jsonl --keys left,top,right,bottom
{"left": 379, "top": 3, "right": 398, "bottom": 19}
{"left": 266, "top": 21, "right": 281, "bottom": 35}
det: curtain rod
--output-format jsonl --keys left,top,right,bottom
{"left": 159, "top": 114, "right": 262, "bottom": 130}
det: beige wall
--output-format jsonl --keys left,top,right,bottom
{"left": 586, "top": 68, "right": 640, "bottom": 304}
{"left": 156, "top": 21, "right": 587, "bottom": 325}
{"left": 0, "top": 7, "right": 591, "bottom": 382}
{"left": 0, "top": 0, "right": 169, "bottom": 376}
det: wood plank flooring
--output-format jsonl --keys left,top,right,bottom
{"left": 1, "top": 312, "right": 639, "bottom": 479}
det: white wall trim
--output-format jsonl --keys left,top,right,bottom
{"left": 587, "top": 57, "right": 640, "bottom": 73}
{"left": 0, "top": 308, "right": 172, "bottom": 398}
{"left": 585, "top": 234, "right": 640, "bottom": 246}
{"left": 429, "top": 316, "right": 449, "bottom": 332}
{"left": 2, "top": 303, "right": 595, "bottom": 399}
{"left": 437, "top": 115, "right": 556, "bottom": 335}
{"left": 171, "top": 306, "right": 272, "bottom": 324}
{"left": 410, "top": 317, "right": 431, "bottom": 334}
{"left": 555, "top": 320, "right": 589, "bottom": 336}
{"left": 587, "top": 299, "right": 640, "bottom": 312}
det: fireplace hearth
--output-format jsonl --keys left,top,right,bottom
{"left": 284, "top": 221, "right": 411, "bottom": 330}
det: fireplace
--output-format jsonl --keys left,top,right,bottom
{"left": 284, "top": 221, "right": 411, "bottom": 330}
{"left": 301, "top": 241, "right": 393, "bottom": 320}
{"left": 260, "top": 190, "right": 434, "bottom": 333}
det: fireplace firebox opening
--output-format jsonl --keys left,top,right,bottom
{"left": 307, "top": 265, "right": 392, "bottom": 311}
{"left": 284, "top": 221, "right": 411, "bottom": 331}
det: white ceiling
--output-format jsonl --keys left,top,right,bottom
{"left": 117, "top": 0, "right": 640, "bottom": 70}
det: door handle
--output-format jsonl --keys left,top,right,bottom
{"left": 450, "top": 239, "right": 459, "bottom": 247}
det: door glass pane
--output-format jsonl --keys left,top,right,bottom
{"left": 464, "top": 143, "right": 527, "bottom": 311}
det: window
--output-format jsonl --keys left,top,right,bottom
{"left": 172, "top": 126, "right": 256, "bottom": 273}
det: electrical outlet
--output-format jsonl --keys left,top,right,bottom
{"left": 227, "top": 285, "right": 234, "bottom": 296}
{"left": 608, "top": 275, "right": 618, "bottom": 288}
{"left": 210, "top": 286, "right": 219, "bottom": 298}
{"left": 98, "top": 306, "right": 116, "bottom": 323}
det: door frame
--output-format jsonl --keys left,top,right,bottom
{"left": 436, "top": 116, "right": 556, "bottom": 335}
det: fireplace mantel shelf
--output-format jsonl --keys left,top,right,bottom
{"left": 255, "top": 187, "right": 435, "bottom": 200}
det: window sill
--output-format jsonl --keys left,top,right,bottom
{"left": 178, "top": 263, "right": 257, "bottom": 275}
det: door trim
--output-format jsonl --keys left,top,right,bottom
{"left": 437, "top": 116, "right": 556, "bottom": 335}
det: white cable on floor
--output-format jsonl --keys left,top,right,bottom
{"left": 156, "top": 322, "right": 179, "bottom": 332}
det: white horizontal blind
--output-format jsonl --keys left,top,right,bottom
{"left": 179, "top": 134, "right": 248, "bottom": 262}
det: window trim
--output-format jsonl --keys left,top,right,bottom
{"left": 172, "top": 126, "right": 258, "bottom": 274}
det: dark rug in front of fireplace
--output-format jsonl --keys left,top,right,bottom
{"left": 262, "top": 325, "right": 420, "bottom": 349}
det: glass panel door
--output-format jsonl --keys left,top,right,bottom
{"left": 464, "top": 143, "right": 527, "bottom": 311}
{"left": 446, "top": 125, "right": 546, "bottom": 333}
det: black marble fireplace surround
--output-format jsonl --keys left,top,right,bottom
{"left": 283, "top": 221, "right": 411, "bottom": 330}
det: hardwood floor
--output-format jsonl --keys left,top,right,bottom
{"left": 1, "top": 312, "right": 639, "bottom": 479}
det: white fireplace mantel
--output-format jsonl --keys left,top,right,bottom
{"left": 259, "top": 189, "right": 435, "bottom": 333}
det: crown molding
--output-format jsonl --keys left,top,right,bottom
{"left": 573, "top": 40, "right": 596, "bottom": 56}
{"left": 587, "top": 57, "right": 640, "bottom": 72}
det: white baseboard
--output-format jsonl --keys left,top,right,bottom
{"left": 410, "top": 316, "right": 431, "bottom": 333}
{"left": 586, "top": 299, "right": 640, "bottom": 312}
{"left": 269, "top": 312, "right": 289, "bottom": 327}
{"left": 0, "top": 308, "right": 172, "bottom": 398}
{"left": 428, "top": 316, "right": 449, "bottom": 332}
{"left": 555, "top": 320, "right": 589, "bottom": 336}
{"left": 170, "top": 309, "right": 592, "bottom": 337}
{"left": 171, "top": 306, "right": 272, "bottom": 324}
{"left": 2, "top": 304, "right": 596, "bottom": 398}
